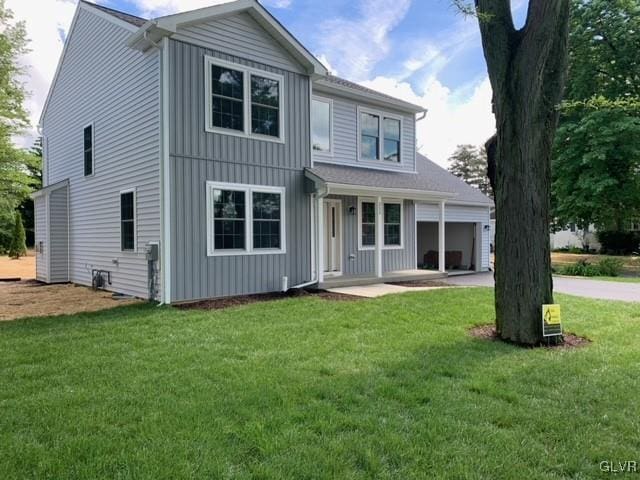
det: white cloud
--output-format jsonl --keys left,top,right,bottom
{"left": 133, "top": 0, "right": 291, "bottom": 17}
{"left": 8, "top": 0, "right": 76, "bottom": 147}
{"left": 315, "top": 0, "right": 412, "bottom": 81}
{"left": 360, "top": 75, "right": 496, "bottom": 167}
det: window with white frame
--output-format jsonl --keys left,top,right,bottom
{"left": 383, "top": 202, "right": 402, "bottom": 247}
{"left": 205, "top": 56, "right": 284, "bottom": 141}
{"left": 359, "top": 108, "right": 402, "bottom": 163}
{"left": 120, "top": 189, "right": 136, "bottom": 251}
{"left": 312, "top": 97, "right": 332, "bottom": 154}
{"left": 358, "top": 198, "right": 403, "bottom": 249}
{"left": 206, "top": 181, "right": 285, "bottom": 256}
{"left": 359, "top": 200, "right": 376, "bottom": 249}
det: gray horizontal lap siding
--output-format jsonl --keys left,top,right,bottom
{"left": 49, "top": 185, "right": 69, "bottom": 283}
{"left": 35, "top": 196, "right": 48, "bottom": 282}
{"left": 328, "top": 195, "right": 416, "bottom": 276}
{"left": 168, "top": 39, "right": 311, "bottom": 302}
{"left": 313, "top": 89, "right": 416, "bottom": 173}
{"left": 42, "top": 8, "right": 161, "bottom": 298}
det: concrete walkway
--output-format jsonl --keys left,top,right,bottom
{"left": 328, "top": 283, "right": 450, "bottom": 298}
{"left": 444, "top": 272, "right": 640, "bottom": 303}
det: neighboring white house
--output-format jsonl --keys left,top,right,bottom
{"left": 550, "top": 224, "right": 601, "bottom": 251}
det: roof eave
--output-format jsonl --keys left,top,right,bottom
{"left": 314, "top": 79, "right": 426, "bottom": 114}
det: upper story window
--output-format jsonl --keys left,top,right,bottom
{"left": 206, "top": 181, "right": 286, "bottom": 256}
{"left": 205, "top": 56, "right": 284, "bottom": 142}
{"left": 312, "top": 97, "right": 332, "bottom": 154}
{"left": 359, "top": 107, "right": 402, "bottom": 164}
{"left": 83, "top": 124, "right": 94, "bottom": 176}
{"left": 210, "top": 65, "right": 244, "bottom": 132}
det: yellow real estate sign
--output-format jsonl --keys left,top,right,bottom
{"left": 542, "top": 304, "right": 562, "bottom": 336}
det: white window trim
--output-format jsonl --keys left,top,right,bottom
{"left": 204, "top": 56, "right": 285, "bottom": 144}
{"left": 206, "top": 181, "right": 286, "bottom": 257}
{"left": 357, "top": 197, "right": 377, "bottom": 251}
{"left": 357, "top": 197, "right": 404, "bottom": 250}
{"left": 356, "top": 106, "right": 403, "bottom": 165}
{"left": 83, "top": 122, "right": 95, "bottom": 177}
{"left": 311, "top": 95, "right": 333, "bottom": 157}
{"left": 383, "top": 199, "right": 404, "bottom": 249}
{"left": 119, "top": 187, "right": 137, "bottom": 253}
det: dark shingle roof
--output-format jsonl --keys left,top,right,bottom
{"left": 306, "top": 154, "right": 493, "bottom": 205}
{"left": 81, "top": 1, "right": 148, "bottom": 27}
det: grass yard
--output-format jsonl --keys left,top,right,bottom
{"left": 1, "top": 288, "right": 639, "bottom": 479}
{"left": 551, "top": 252, "right": 640, "bottom": 280}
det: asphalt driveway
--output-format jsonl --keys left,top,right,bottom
{"left": 446, "top": 272, "right": 640, "bottom": 303}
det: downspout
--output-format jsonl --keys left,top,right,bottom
{"left": 144, "top": 31, "right": 168, "bottom": 306}
{"left": 287, "top": 186, "right": 329, "bottom": 290}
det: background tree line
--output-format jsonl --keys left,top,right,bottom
{"left": 0, "top": 0, "right": 41, "bottom": 257}
{"left": 448, "top": 0, "right": 639, "bottom": 253}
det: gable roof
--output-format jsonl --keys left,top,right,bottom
{"left": 81, "top": 1, "right": 146, "bottom": 27}
{"left": 306, "top": 154, "right": 493, "bottom": 206}
{"left": 126, "top": 0, "right": 327, "bottom": 76}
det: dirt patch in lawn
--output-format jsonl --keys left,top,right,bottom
{"left": 0, "top": 280, "right": 140, "bottom": 321}
{"left": 469, "top": 324, "right": 591, "bottom": 349}
{"left": 176, "top": 288, "right": 362, "bottom": 311}
{"left": 0, "top": 251, "right": 35, "bottom": 280}
{"left": 387, "top": 280, "right": 454, "bottom": 288}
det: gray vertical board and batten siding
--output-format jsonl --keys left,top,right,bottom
{"left": 312, "top": 88, "right": 417, "bottom": 173}
{"left": 168, "top": 34, "right": 312, "bottom": 302}
{"left": 41, "top": 7, "right": 161, "bottom": 298}
{"left": 327, "top": 195, "right": 416, "bottom": 276}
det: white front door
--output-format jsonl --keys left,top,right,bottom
{"left": 323, "top": 199, "right": 342, "bottom": 275}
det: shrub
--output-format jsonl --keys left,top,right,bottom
{"left": 597, "top": 230, "right": 640, "bottom": 255}
{"left": 597, "top": 257, "right": 624, "bottom": 277}
{"left": 559, "top": 258, "right": 624, "bottom": 277}
{"left": 8, "top": 211, "right": 27, "bottom": 259}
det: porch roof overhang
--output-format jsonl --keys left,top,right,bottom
{"left": 30, "top": 179, "right": 69, "bottom": 200}
{"left": 305, "top": 165, "right": 457, "bottom": 202}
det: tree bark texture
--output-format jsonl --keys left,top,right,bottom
{"left": 476, "top": 0, "right": 571, "bottom": 344}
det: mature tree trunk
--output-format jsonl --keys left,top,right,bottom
{"left": 475, "top": 0, "right": 571, "bottom": 344}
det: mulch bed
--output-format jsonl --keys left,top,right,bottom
{"left": 387, "top": 280, "right": 453, "bottom": 288}
{"left": 176, "top": 288, "right": 362, "bottom": 311}
{"left": 469, "top": 324, "right": 591, "bottom": 349}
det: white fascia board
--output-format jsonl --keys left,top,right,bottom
{"left": 31, "top": 179, "right": 69, "bottom": 199}
{"left": 325, "top": 182, "right": 458, "bottom": 202}
{"left": 313, "top": 80, "right": 426, "bottom": 114}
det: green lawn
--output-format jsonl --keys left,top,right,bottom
{"left": 1, "top": 289, "right": 639, "bottom": 479}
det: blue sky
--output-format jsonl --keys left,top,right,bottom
{"left": 11, "top": 0, "right": 529, "bottom": 165}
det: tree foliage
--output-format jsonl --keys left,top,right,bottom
{"left": 8, "top": 210, "right": 26, "bottom": 259}
{"left": 448, "top": 144, "right": 492, "bottom": 197}
{"left": 552, "top": 0, "right": 640, "bottom": 232}
{"left": 0, "top": 0, "right": 38, "bottom": 253}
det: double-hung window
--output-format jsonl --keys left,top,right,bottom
{"left": 207, "top": 181, "right": 285, "bottom": 256}
{"left": 120, "top": 189, "right": 136, "bottom": 251}
{"left": 383, "top": 202, "right": 402, "bottom": 247}
{"left": 205, "top": 56, "right": 284, "bottom": 142}
{"left": 83, "top": 124, "right": 94, "bottom": 176}
{"left": 359, "top": 200, "right": 376, "bottom": 249}
{"left": 359, "top": 108, "right": 402, "bottom": 164}
{"left": 358, "top": 198, "right": 403, "bottom": 250}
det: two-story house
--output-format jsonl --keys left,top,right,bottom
{"left": 33, "top": 0, "right": 493, "bottom": 303}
